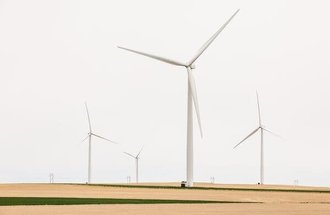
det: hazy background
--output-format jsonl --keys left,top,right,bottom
{"left": 0, "top": 0, "right": 329, "bottom": 186}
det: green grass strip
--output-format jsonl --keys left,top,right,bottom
{"left": 84, "top": 184, "right": 330, "bottom": 194}
{"left": 0, "top": 197, "right": 257, "bottom": 206}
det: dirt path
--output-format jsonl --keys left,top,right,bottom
{"left": 1, "top": 203, "right": 330, "bottom": 215}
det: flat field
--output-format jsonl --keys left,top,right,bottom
{"left": 0, "top": 183, "right": 330, "bottom": 214}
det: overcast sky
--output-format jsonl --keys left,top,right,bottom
{"left": 0, "top": 0, "right": 330, "bottom": 186}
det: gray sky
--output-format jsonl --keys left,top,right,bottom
{"left": 0, "top": 0, "right": 330, "bottom": 186}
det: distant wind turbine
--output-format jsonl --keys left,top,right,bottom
{"left": 233, "top": 92, "right": 281, "bottom": 185}
{"left": 82, "top": 102, "right": 117, "bottom": 184}
{"left": 124, "top": 146, "right": 144, "bottom": 183}
{"left": 118, "top": 9, "right": 239, "bottom": 187}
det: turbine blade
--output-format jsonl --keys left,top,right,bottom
{"left": 91, "top": 133, "right": 117, "bottom": 144}
{"left": 85, "top": 102, "right": 92, "bottom": 132}
{"left": 187, "top": 68, "right": 203, "bottom": 138}
{"left": 137, "top": 146, "right": 144, "bottom": 158}
{"left": 188, "top": 9, "right": 240, "bottom": 65}
{"left": 118, "top": 46, "right": 186, "bottom": 67}
{"left": 234, "top": 127, "right": 260, "bottom": 149}
{"left": 124, "top": 152, "right": 136, "bottom": 158}
{"left": 263, "top": 128, "right": 283, "bottom": 139}
{"left": 81, "top": 135, "right": 89, "bottom": 143}
{"left": 256, "top": 91, "right": 262, "bottom": 126}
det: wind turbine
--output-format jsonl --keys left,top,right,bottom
{"left": 124, "top": 146, "right": 144, "bottom": 183}
{"left": 82, "top": 102, "right": 117, "bottom": 184}
{"left": 118, "top": 10, "right": 239, "bottom": 187}
{"left": 233, "top": 92, "right": 281, "bottom": 185}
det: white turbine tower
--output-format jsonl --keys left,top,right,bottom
{"left": 82, "top": 102, "right": 117, "bottom": 184}
{"left": 233, "top": 92, "right": 281, "bottom": 185}
{"left": 118, "top": 10, "right": 239, "bottom": 187}
{"left": 124, "top": 146, "right": 144, "bottom": 183}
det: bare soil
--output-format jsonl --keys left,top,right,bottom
{"left": 0, "top": 183, "right": 329, "bottom": 214}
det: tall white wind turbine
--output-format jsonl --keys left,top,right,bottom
{"left": 233, "top": 92, "right": 281, "bottom": 185}
{"left": 82, "top": 102, "right": 117, "bottom": 184}
{"left": 118, "top": 10, "right": 239, "bottom": 187}
{"left": 124, "top": 146, "right": 144, "bottom": 183}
